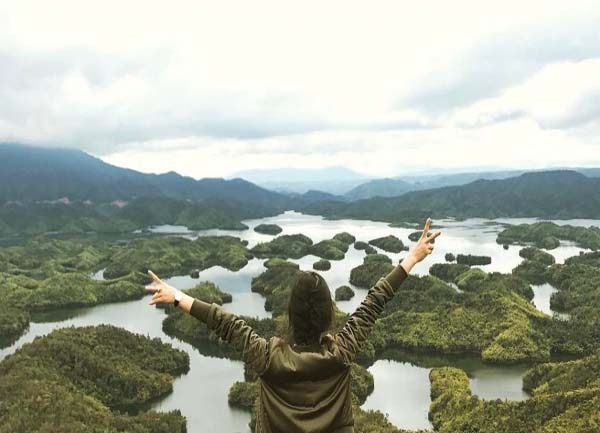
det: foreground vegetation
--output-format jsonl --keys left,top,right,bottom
{"left": 0, "top": 325, "right": 189, "bottom": 433}
{"left": 430, "top": 351, "right": 600, "bottom": 433}
{"left": 0, "top": 235, "right": 254, "bottom": 345}
{"left": 0, "top": 305, "right": 29, "bottom": 347}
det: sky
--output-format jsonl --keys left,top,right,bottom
{"left": 1, "top": 0, "right": 599, "bottom": 179}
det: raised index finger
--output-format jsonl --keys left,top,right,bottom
{"left": 147, "top": 269, "right": 162, "bottom": 284}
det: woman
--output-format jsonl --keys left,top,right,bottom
{"left": 146, "top": 218, "right": 440, "bottom": 433}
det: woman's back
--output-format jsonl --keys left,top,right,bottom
{"left": 256, "top": 336, "right": 353, "bottom": 432}
{"left": 192, "top": 271, "right": 407, "bottom": 432}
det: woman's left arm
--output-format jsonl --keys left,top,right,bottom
{"left": 146, "top": 270, "right": 270, "bottom": 374}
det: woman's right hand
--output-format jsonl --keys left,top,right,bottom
{"left": 401, "top": 218, "right": 441, "bottom": 273}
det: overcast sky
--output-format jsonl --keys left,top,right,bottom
{"left": 1, "top": 0, "right": 599, "bottom": 178}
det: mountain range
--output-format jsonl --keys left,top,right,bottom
{"left": 299, "top": 170, "right": 600, "bottom": 222}
{"left": 2, "top": 143, "right": 600, "bottom": 236}
{"left": 0, "top": 143, "right": 289, "bottom": 207}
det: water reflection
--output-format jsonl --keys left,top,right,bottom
{"left": 362, "top": 360, "right": 432, "bottom": 430}
{"left": 531, "top": 283, "right": 558, "bottom": 316}
{"left": 362, "top": 350, "right": 530, "bottom": 430}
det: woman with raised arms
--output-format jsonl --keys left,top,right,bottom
{"left": 146, "top": 218, "right": 440, "bottom": 433}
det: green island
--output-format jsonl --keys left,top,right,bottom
{"left": 0, "top": 235, "right": 255, "bottom": 345}
{"left": 251, "top": 232, "right": 355, "bottom": 261}
{"left": 251, "top": 234, "right": 313, "bottom": 259}
{"left": 429, "top": 262, "right": 470, "bottom": 282}
{"left": 335, "top": 285, "right": 355, "bottom": 301}
{"left": 456, "top": 254, "right": 492, "bottom": 266}
{"left": 408, "top": 231, "right": 433, "bottom": 242}
{"left": 313, "top": 259, "right": 332, "bottom": 270}
{"left": 334, "top": 232, "right": 357, "bottom": 244}
{"left": 542, "top": 251, "right": 600, "bottom": 354}
{"left": 497, "top": 221, "right": 600, "bottom": 250}
{"left": 511, "top": 247, "right": 554, "bottom": 285}
{"left": 429, "top": 350, "right": 600, "bottom": 433}
{"left": 0, "top": 325, "right": 189, "bottom": 433}
{"left": 0, "top": 305, "right": 29, "bottom": 347}
{"left": 366, "top": 268, "right": 553, "bottom": 364}
{"left": 311, "top": 237, "right": 350, "bottom": 260}
{"left": 253, "top": 223, "right": 283, "bottom": 235}
{"left": 519, "top": 246, "right": 556, "bottom": 265}
{"left": 354, "top": 240, "right": 369, "bottom": 250}
{"left": 350, "top": 254, "right": 395, "bottom": 288}
{"left": 368, "top": 235, "right": 408, "bottom": 253}
{"left": 250, "top": 259, "right": 303, "bottom": 315}
{"left": 103, "top": 235, "right": 252, "bottom": 279}
{"left": 0, "top": 238, "right": 145, "bottom": 345}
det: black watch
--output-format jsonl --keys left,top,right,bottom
{"left": 174, "top": 290, "right": 183, "bottom": 307}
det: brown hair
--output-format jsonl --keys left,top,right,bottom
{"left": 287, "top": 270, "right": 334, "bottom": 345}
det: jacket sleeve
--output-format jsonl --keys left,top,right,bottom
{"left": 334, "top": 263, "right": 408, "bottom": 365}
{"left": 190, "top": 300, "right": 269, "bottom": 375}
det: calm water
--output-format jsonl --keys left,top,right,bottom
{"left": 1, "top": 211, "right": 595, "bottom": 432}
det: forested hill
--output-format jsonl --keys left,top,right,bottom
{"left": 0, "top": 143, "right": 294, "bottom": 234}
{"left": 298, "top": 170, "right": 600, "bottom": 222}
{"left": 0, "top": 144, "right": 288, "bottom": 207}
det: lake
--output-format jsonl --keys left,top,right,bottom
{"left": 1, "top": 211, "right": 595, "bottom": 432}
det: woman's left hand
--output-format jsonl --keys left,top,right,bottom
{"left": 145, "top": 270, "right": 177, "bottom": 305}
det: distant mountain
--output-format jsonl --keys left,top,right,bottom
{"left": 231, "top": 166, "right": 373, "bottom": 194}
{"left": 297, "top": 190, "right": 345, "bottom": 203}
{"left": 0, "top": 143, "right": 294, "bottom": 235}
{"left": 345, "top": 178, "right": 415, "bottom": 200}
{"left": 300, "top": 170, "right": 600, "bottom": 222}
{"left": 345, "top": 168, "right": 600, "bottom": 200}
{"left": 577, "top": 167, "right": 600, "bottom": 178}
{"left": 344, "top": 170, "right": 526, "bottom": 200}
{"left": 0, "top": 144, "right": 289, "bottom": 208}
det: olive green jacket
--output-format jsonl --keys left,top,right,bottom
{"left": 190, "top": 264, "right": 408, "bottom": 433}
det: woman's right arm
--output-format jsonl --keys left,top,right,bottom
{"left": 146, "top": 271, "right": 270, "bottom": 374}
{"left": 334, "top": 218, "right": 440, "bottom": 365}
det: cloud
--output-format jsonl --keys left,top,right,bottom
{"left": 0, "top": 0, "right": 599, "bottom": 176}
{"left": 398, "top": 6, "right": 600, "bottom": 114}
{"left": 102, "top": 119, "right": 600, "bottom": 179}
{"left": 448, "top": 59, "right": 600, "bottom": 130}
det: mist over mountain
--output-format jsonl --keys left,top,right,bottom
{"left": 231, "top": 166, "right": 373, "bottom": 194}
